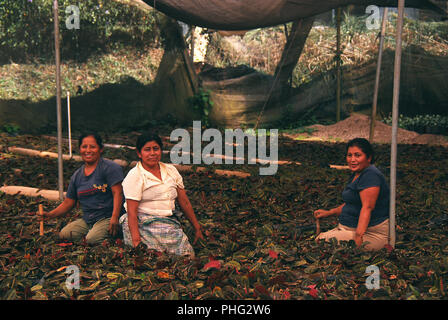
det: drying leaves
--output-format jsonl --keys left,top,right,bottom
{"left": 0, "top": 133, "right": 448, "bottom": 300}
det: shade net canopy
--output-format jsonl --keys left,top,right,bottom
{"left": 144, "top": 0, "right": 445, "bottom": 30}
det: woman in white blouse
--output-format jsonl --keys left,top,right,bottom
{"left": 120, "top": 132, "right": 204, "bottom": 257}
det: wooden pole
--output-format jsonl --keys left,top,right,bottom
{"left": 190, "top": 25, "right": 195, "bottom": 66}
{"left": 369, "top": 7, "right": 389, "bottom": 142}
{"left": 336, "top": 7, "right": 342, "bottom": 122}
{"left": 38, "top": 204, "right": 44, "bottom": 236}
{"left": 389, "top": 0, "right": 406, "bottom": 248}
{"left": 53, "top": 0, "right": 64, "bottom": 201}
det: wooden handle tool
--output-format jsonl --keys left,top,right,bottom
{"left": 315, "top": 218, "right": 321, "bottom": 236}
{"left": 38, "top": 204, "right": 44, "bottom": 236}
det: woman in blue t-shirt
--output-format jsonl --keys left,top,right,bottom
{"left": 38, "top": 133, "right": 124, "bottom": 245}
{"left": 314, "top": 138, "right": 390, "bottom": 251}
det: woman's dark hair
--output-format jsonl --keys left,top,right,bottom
{"left": 78, "top": 132, "right": 104, "bottom": 149}
{"left": 136, "top": 131, "right": 163, "bottom": 152}
{"left": 346, "top": 138, "right": 375, "bottom": 163}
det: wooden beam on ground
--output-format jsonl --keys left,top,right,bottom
{"left": 4, "top": 145, "right": 351, "bottom": 169}
{"left": 0, "top": 186, "right": 65, "bottom": 201}
{"left": 2, "top": 147, "right": 252, "bottom": 178}
{"left": 2, "top": 146, "right": 351, "bottom": 175}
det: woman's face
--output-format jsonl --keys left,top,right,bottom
{"left": 346, "top": 146, "right": 371, "bottom": 173}
{"left": 80, "top": 135, "right": 102, "bottom": 165}
{"left": 138, "top": 141, "right": 162, "bottom": 168}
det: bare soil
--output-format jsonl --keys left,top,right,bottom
{"left": 285, "top": 113, "right": 448, "bottom": 147}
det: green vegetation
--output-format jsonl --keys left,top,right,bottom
{"left": 187, "top": 89, "right": 214, "bottom": 128}
{"left": 383, "top": 114, "right": 448, "bottom": 135}
{"left": 0, "top": 123, "right": 20, "bottom": 136}
{"left": 0, "top": 0, "right": 161, "bottom": 63}
{"left": 0, "top": 0, "right": 165, "bottom": 103}
{"left": 0, "top": 47, "right": 163, "bottom": 102}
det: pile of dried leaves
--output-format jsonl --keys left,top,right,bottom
{"left": 1, "top": 133, "right": 448, "bottom": 300}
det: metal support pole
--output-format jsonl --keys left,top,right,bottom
{"left": 369, "top": 7, "right": 388, "bottom": 142}
{"left": 53, "top": 0, "right": 64, "bottom": 201}
{"left": 67, "top": 91, "right": 72, "bottom": 159}
{"left": 389, "top": 1, "right": 405, "bottom": 248}
{"left": 336, "top": 7, "right": 342, "bottom": 122}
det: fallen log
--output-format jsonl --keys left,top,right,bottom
{"left": 0, "top": 186, "right": 65, "bottom": 201}
{"left": 3, "top": 146, "right": 253, "bottom": 178}
{"left": 3, "top": 145, "right": 350, "bottom": 176}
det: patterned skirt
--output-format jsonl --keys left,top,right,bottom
{"left": 119, "top": 213, "right": 195, "bottom": 257}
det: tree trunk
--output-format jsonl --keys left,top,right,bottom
{"left": 272, "top": 16, "right": 315, "bottom": 95}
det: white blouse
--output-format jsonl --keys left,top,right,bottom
{"left": 122, "top": 162, "right": 184, "bottom": 217}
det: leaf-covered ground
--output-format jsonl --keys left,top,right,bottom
{"left": 1, "top": 133, "right": 448, "bottom": 300}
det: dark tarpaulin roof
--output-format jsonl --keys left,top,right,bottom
{"left": 144, "top": 0, "right": 445, "bottom": 30}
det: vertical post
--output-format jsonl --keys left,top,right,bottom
{"left": 336, "top": 7, "right": 342, "bottom": 122}
{"left": 190, "top": 25, "right": 195, "bottom": 67}
{"left": 38, "top": 204, "right": 44, "bottom": 236}
{"left": 67, "top": 91, "right": 72, "bottom": 158}
{"left": 53, "top": 0, "right": 64, "bottom": 201}
{"left": 389, "top": 0, "right": 405, "bottom": 248}
{"left": 369, "top": 7, "right": 389, "bottom": 142}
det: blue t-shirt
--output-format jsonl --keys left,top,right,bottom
{"left": 66, "top": 158, "right": 124, "bottom": 224}
{"left": 339, "top": 165, "right": 390, "bottom": 228}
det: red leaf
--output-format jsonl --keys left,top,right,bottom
{"left": 57, "top": 242, "right": 73, "bottom": 247}
{"left": 255, "top": 284, "right": 272, "bottom": 299}
{"left": 268, "top": 249, "right": 278, "bottom": 259}
{"left": 384, "top": 244, "right": 394, "bottom": 253}
{"left": 307, "top": 285, "right": 319, "bottom": 298}
{"left": 203, "top": 259, "right": 221, "bottom": 271}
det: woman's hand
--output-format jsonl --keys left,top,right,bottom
{"left": 313, "top": 204, "right": 345, "bottom": 220}
{"left": 36, "top": 198, "right": 76, "bottom": 221}
{"left": 313, "top": 209, "right": 331, "bottom": 219}
{"left": 108, "top": 216, "right": 120, "bottom": 237}
{"left": 36, "top": 211, "right": 52, "bottom": 222}
{"left": 132, "top": 238, "right": 141, "bottom": 248}
{"left": 354, "top": 234, "right": 364, "bottom": 247}
{"left": 193, "top": 227, "right": 205, "bottom": 245}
